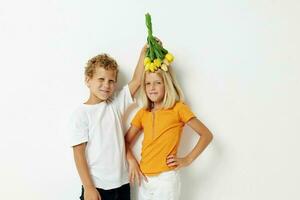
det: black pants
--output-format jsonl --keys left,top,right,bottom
{"left": 80, "top": 184, "right": 130, "bottom": 200}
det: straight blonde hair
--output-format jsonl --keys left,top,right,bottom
{"left": 141, "top": 66, "right": 185, "bottom": 110}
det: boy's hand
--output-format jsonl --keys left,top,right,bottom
{"left": 154, "top": 37, "right": 162, "bottom": 46}
{"left": 84, "top": 186, "right": 101, "bottom": 200}
{"left": 128, "top": 158, "right": 147, "bottom": 186}
{"left": 166, "top": 155, "right": 192, "bottom": 170}
{"left": 142, "top": 37, "right": 161, "bottom": 56}
{"left": 142, "top": 44, "right": 148, "bottom": 55}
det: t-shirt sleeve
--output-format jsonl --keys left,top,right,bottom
{"left": 177, "top": 102, "right": 195, "bottom": 123}
{"left": 114, "top": 84, "right": 134, "bottom": 115}
{"left": 131, "top": 108, "right": 144, "bottom": 129}
{"left": 69, "top": 108, "right": 89, "bottom": 147}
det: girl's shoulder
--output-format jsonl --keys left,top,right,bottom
{"left": 135, "top": 107, "right": 149, "bottom": 116}
{"left": 173, "top": 101, "right": 194, "bottom": 113}
{"left": 173, "top": 101, "right": 189, "bottom": 109}
{"left": 173, "top": 101, "right": 195, "bottom": 122}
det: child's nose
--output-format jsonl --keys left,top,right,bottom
{"left": 103, "top": 81, "right": 110, "bottom": 88}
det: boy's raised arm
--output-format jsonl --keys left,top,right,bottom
{"left": 128, "top": 45, "right": 147, "bottom": 96}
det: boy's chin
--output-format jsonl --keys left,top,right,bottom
{"left": 93, "top": 94, "right": 111, "bottom": 102}
{"left": 99, "top": 95, "right": 111, "bottom": 101}
{"left": 98, "top": 92, "right": 113, "bottom": 100}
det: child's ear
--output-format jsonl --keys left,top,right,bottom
{"left": 85, "top": 76, "right": 90, "bottom": 87}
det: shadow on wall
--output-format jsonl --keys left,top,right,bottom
{"left": 178, "top": 125, "right": 222, "bottom": 199}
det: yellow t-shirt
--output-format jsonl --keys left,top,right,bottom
{"left": 131, "top": 102, "right": 195, "bottom": 176}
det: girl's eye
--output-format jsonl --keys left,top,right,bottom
{"left": 98, "top": 78, "right": 104, "bottom": 82}
{"left": 145, "top": 82, "right": 150, "bottom": 85}
{"left": 109, "top": 80, "right": 115, "bottom": 84}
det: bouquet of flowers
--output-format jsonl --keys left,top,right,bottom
{"left": 144, "top": 13, "right": 174, "bottom": 72}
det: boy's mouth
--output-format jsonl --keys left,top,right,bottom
{"left": 100, "top": 90, "right": 110, "bottom": 94}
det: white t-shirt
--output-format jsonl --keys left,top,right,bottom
{"left": 69, "top": 85, "right": 133, "bottom": 189}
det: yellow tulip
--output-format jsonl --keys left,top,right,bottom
{"left": 149, "top": 63, "right": 156, "bottom": 72}
{"left": 161, "top": 64, "right": 168, "bottom": 71}
{"left": 145, "top": 63, "right": 151, "bottom": 71}
{"left": 163, "top": 58, "right": 170, "bottom": 66}
{"left": 144, "top": 57, "right": 151, "bottom": 66}
{"left": 165, "top": 53, "right": 174, "bottom": 62}
{"left": 153, "top": 58, "right": 162, "bottom": 67}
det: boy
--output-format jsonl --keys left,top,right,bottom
{"left": 69, "top": 46, "right": 146, "bottom": 200}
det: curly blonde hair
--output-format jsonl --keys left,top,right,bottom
{"left": 85, "top": 54, "right": 119, "bottom": 79}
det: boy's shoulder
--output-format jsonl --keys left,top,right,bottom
{"left": 70, "top": 104, "right": 88, "bottom": 121}
{"left": 110, "top": 84, "right": 134, "bottom": 111}
{"left": 73, "top": 103, "right": 93, "bottom": 113}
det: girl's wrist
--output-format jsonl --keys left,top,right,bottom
{"left": 185, "top": 155, "right": 194, "bottom": 165}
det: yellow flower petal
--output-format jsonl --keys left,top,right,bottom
{"left": 144, "top": 57, "right": 151, "bottom": 66}
{"left": 149, "top": 63, "right": 155, "bottom": 72}
{"left": 153, "top": 58, "right": 162, "bottom": 67}
{"left": 163, "top": 58, "right": 170, "bottom": 66}
{"left": 161, "top": 64, "right": 168, "bottom": 71}
{"left": 165, "top": 53, "right": 174, "bottom": 62}
{"left": 145, "top": 63, "right": 151, "bottom": 71}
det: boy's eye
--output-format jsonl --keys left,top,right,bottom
{"left": 98, "top": 78, "right": 104, "bottom": 81}
{"left": 145, "top": 82, "right": 151, "bottom": 85}
{"left": 109, "top": 80, "right": 115, "bottom": 84}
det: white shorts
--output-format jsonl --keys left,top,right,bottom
{"left": 138, "top": 170, "right": 181, "bottom": 200}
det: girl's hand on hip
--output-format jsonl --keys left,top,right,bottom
{"left": 166, "top": 155, "right": 192, "bottom": 170}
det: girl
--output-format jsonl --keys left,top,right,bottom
{"left": 125, "top": 65, "right": 213, "bottom": 200}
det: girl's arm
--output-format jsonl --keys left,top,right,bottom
{"left": 73, "top": 143, "right": 101, "bottom": 200}
{"left": 125, "top": 125, "right": 147, "bottom": 185}
{"left": 167, "top": 117, "right": 213, "bottom": 169}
